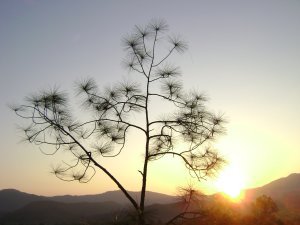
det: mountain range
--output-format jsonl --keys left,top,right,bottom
{"left": 0, "top": 189, "right": 179, "bottom": 224}
{"left": 0, "top": 189, "right": 177, "bottom": 214}
{"left": 1, "top": 173, "right": 300, "bottom": 224}
{"left": 244, "top": 173, "right": 300, "bottom": 214}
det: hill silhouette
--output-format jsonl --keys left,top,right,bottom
{"left": 246, "top": 173, "right": 300, "bottom": 196}
{"left": 0, "top": 189, "right": 177, "bottom": 215}
{"left": 1, "top": 173, "right": 300, "bottom": 224}
{"left": 245, "top": 173, "right": 300, "bottom": 212}
{"left": 1, "top": 201, "right": 121, "bottom": 224}
{"left": 51, "top": 190, "right": 177, "bottom": 205}
{"left": 0, "top": 189, "right": 46, "bottom": 214}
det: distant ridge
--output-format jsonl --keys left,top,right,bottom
{"left": 2, "top": 173, "right": 300, "bottom": 224}
{"left": 0, "top": 189, "right": 178, "bottom": 225}
{"left": 245, "top": 173, "right": 300, "bottom": 197}
{"left": 0, "top": 189, "right": 177, "bottom": 213}
{"left": 258, "top": 173, "right": 300, "bottom": 193}
{"left": 244, "top": 173, "right": 300, "bottom": 213}
{"left": 0, "top": 189, "right": 46, "bottom": 213}
{"left": 51, "top": 190, "right": 177, "bottom": 205}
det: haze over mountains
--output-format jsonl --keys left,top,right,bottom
{"left": 244, "top": 173, "right": 300, "bottom": 213}
{"left": 0, "top": 189, "right": 177, "bottom": 214}
{"left": 0, "top": 190, "right": 179, "bottom": 224}
{"left": 1, "top": 173, "right": 300, "bottom": 224}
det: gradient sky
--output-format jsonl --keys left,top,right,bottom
{"left": 0, "top": 0, "right": 299, "bottom": 196}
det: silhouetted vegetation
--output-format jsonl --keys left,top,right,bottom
{"left": 12, "top": 20, "right": 226, "bottom": 225}
{"left": 110, "top": 194, "right": 287, "bottom": 225}
{"left": 164, "top": 194, "right": 285, "bottom": 225}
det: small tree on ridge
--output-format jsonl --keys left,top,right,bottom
{"left": 12, "top": 20, "right": 226, "bottom": 225}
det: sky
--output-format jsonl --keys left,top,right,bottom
{"left": 0, "top": 0, "right": 299, "bottom": 197}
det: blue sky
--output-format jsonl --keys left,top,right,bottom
{"left": 0, "top": 0, "right": 299, "bottom": 196}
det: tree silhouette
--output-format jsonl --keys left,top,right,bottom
{"left": 12, "top": 20, "right": 226, "bottom": 225}
{"left": 166, "top": 186, "right": 207, "bottom": 225}
{"left": 249, "top": 195, "right": 281, "bottom": 225}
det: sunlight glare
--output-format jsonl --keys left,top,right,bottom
{"left": 215, "top": 166, "right": 246, "bottom": 201}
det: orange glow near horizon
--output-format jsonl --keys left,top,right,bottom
{"left": 221, "top": 190, "right": 245, "bottom": 203}
{"left": 215, "top": 165, "right": 246, "bottom": 202}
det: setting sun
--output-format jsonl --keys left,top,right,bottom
{"left": 215, "top": 166, "right": 246, "bottom": 201}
